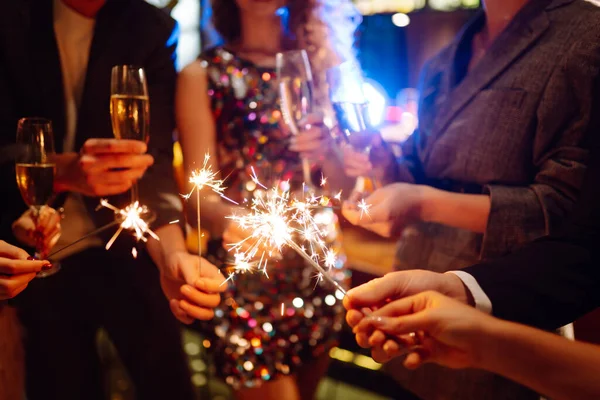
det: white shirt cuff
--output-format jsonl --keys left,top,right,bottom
{"left": 447, "top": 271, "right": 493, "bottom": 314}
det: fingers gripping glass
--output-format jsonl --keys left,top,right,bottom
{"left": 327, "top": 61, "right": 381, "bottom": 191}
{"left": 276, "top": 50, "right": 315, "bottom": 188}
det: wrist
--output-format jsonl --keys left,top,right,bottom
{"left": 469, "top": 316, "right": 505, "bottom": 370}
{"left": 417, "top": 185, "right": 444, "bottom": 223}
{"left": 442, "top": 272, "right": 473, "bottom": 306}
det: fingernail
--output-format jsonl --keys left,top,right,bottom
{"left": 27, "top": 256, "right": 36, "bottom": 261}
{"left": 42, "top": 263, "right": 52, "bottom": 270}
{"left": 181, "top": 285, "right": 192, "bottom": 294}
{"left": 195, "top": 279, "right": 206, "bottom": 291}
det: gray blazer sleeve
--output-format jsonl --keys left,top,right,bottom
{"left": 481, "top": 32, "right": 600, "bottom": 259}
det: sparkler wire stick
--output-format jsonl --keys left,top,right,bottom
{"left": 197, "top": 194, "right": 202, "bottom": 271}
{"left": 286, "top": 240, "right": 346, "bottom": 295}
{"left": 47, "top": 220, "right": 120, "bottom": 259}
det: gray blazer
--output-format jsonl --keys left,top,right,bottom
{"left": 395, "top": 0, "right": 600, "bottom": 273}
{"left": 387, "top": 1, "right": 600, "bottom": 399}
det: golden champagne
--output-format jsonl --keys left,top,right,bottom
{"left": 15, "top": 163, "right": 55, "bottom": 207}
{"left": 110, "top": 94, "right": 150, "bottom": 142}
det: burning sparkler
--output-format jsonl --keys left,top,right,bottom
{"left": 225, "top": 186, "right": 346, "bottom": 295}
{"left": 98, "top": 199, "right": 159, "bottom": 250}
{"left": 48, "top": 199, "right": 159, "bottom": 260}
{"left": 357, "top": 198, "right": 371, "bottom": 220}
{"left": 183, "top": 153, "right": 229, "bottom": 270}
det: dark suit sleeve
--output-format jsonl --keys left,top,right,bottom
{"left": 0, "top": 45, "right": 27, "bottom": 243}
{"left": 464, "top": 125, "right": 600, "bottom": 331}
{"left": 481, "top": 30, "right": 600, "bottom": 258}
{"left": 137, "top": 18, "right": 184, "bottom": 230}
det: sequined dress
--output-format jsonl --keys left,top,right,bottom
{"left": 199, "top": 47, "right": 347, "bottom": 389}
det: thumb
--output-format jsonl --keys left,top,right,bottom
{"left": 178, "top": 255, "right": 201, "bottom": 285}
{"left": 345, "top": 272, "right": 407, "bottom": 309}
{"left": 346, "top": 271, "right": 428, "bottom": 309}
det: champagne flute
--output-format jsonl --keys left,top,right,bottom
{"left": 15, "top": 118, "right": 60, "bottom": 278}
{"left": 110, "top": 65, "right": 150, "bottom": 203}
{"left": 327, "top": 61, "right": 379, "bottom": 191}
{"left": 276, "top": 49, "right": 314, "bottom": 188}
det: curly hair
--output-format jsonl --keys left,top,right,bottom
{"left": 208, "top": 0, "right": 362, "bottom": 113}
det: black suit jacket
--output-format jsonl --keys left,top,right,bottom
{"left": 464, "top": 89, "right": 600, "bottom": 331}
{"left": 0, "top": 0, "right": 182, "bottom": 245}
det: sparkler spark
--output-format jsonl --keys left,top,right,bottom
{"left": 357, "top": 198, "right": 372, "bottom": 220}
{"left": 98, "top": 199, "right": 159, "bottom": 251}
{"left": 183, "top": 153, "right": 231, "bottom": 270}
{"left": 226, "top": 185, "right": 346, "bottom": 295}
{"left": 320, "top": 174, "right": 327, "bottom": 187}
{"left": 183, "top": 153, "right": 227, "bottom": 200}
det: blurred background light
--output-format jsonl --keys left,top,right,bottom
{"left": 391, "top": 12, "right": 411, "bottom": 27}
{"left": 363, "top": 80, "right": 387, "bottom": 128}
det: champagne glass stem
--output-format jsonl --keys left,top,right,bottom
{"left": 301, "top": 158, "right": 312, "bottom": 187}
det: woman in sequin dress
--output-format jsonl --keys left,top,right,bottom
{"left": 176, "top": 1, "right": 360, "bottom": 399}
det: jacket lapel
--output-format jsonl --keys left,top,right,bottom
{"left": 75, "top": 0, "right": 133, "bottom": 149}
{"left": 27, "top": 0, "right": 67, "bottom": 152}
{"left": 430, "top": 1, "right": 552, "bottom": 139}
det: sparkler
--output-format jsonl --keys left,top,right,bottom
{"left": 47, "top": 199, "right": 158, "bottom": 259}
{"left": 183, "top": 153, "right": 229, "bottom": 272}
{"left": 226, "top": 186, "right": 346, "bottom": 295}
{"left": 98, "top": 199, "right": 159, "bottom": 250}
{"left": 357, "top": 198, "right": 372, "bottom": 220}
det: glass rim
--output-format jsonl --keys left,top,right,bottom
{"left": 111, "top": 64, "right": 145, "bottom": 71}
{"left": 18, "top": 117, "right": 52, "bottom": 125}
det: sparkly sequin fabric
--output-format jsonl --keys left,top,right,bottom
{"left": 199, "top": 47, "right": 347, "bottom": 389}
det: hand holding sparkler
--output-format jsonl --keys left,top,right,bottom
{"left": 160, "top": 250, "right": 226, "bottom": 324}
{"left": 342, "top": 270, "right": 471, "bottom": 363}
{"left": 0, "top": 241, "right": 52, "bottom": 300}
{"left": 342, "top": 183, "right": 430, "bottom": 238}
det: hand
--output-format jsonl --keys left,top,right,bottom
{"left": 343, "top": 270, "right": 471, "bottom": 360}
{"left": 352, "top": 291, "right": 494, "bottom": 370}
{"left": 289, "top": 113, "right": 333, "bottom": 163}
{"left": 342, "top": 183, "right": 434, "bottom": 237}
{"left": 0, "top": 240, "right": 51, "bottom": 300}
{"left": 54, "top": 139, "right": 154, "bottom": 196}
{"left": 12, "top": 206, "right": 61, "bottom": 256}
{"left": 341, "top": 133, "right": 396, "bottom": 182}
{"left": 160, "top": 251, "right": 226, "bottom": 324}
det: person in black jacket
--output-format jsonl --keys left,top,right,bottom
{"left": 0, "top": 1, "right": 225, "bottom": 398}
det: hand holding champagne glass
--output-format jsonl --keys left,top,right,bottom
{"left": 327, "top": 62, "right": 383, "bottom": 192}
{"left": 276, "top": 49, "right": 315, "bottom": 187}
{"left": 15, "top": 117, "right": 59, "bottom": 277}
{"left": 110, "top": 65, "right": 150, "bottom": 202}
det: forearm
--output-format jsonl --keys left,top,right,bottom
{"left": 147, "top": 224, "right": 187, "bottom": 271}
{"left": 422, "top": 188, "right": 490, "bottom": 233}
{"left": 478, "top": 319, "right": 600, "bottom": 399}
